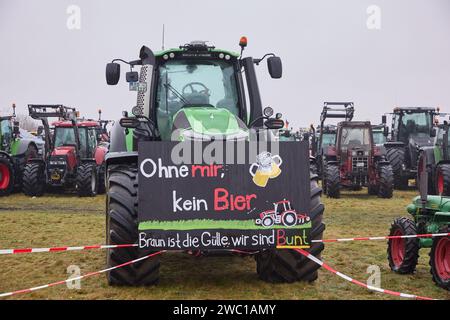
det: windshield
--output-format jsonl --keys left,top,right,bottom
{"left": 321, "top": 133, "right": 336, "bottom": 147}
{"left": 400, "top": 112, "right": 432, "bottom": 134}
{"left": 54, "top": 127, "right": 87, "bottom": 153}
{"left": 340, "top": 127, "right": 371, "bottom": 146}
{"left": 1, "top": 119, "right": 11, "bottom": 137}
{"left": 156, "top": 59, "right": 240, "bottom": 139}
{"left": 372, "top": 131, "right": 386, "bottom": 144}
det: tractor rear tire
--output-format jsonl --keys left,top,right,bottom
{"left": 0, "top": 154, "right": 14, "bottom": 196}
{"left": 76, "top": 163, "right": 98, "bottom": 197}
{"left": 435, "top": 164, "right": 450, "bottom": 196}
{"left": 22, "top": 162, "right": 45, "bottom": 197}
{"left": 429, "top": 229, "right": 449, "bottom": 290}
{"left": 106, "top": 164, "right": 160, "bottom": 286}
{"left": 255, "top": 173, "right": 325, "bottom": 283}
{"left": 387, "top": 217, "right": 419, "bottom": 274}
{"left": 368, "top": 184, "right": 379, "bottom": 195}
{"left": 324, "top": 164, "right": 340, "bottom": 198}
{"left": 386, "top": 147, "right": 408, "bottom": 189}
{"left": 97, "top": 164, "right": 106, "bottom": 194}
{"left": 377, "top": 165, "right": 394, "bottom": 198}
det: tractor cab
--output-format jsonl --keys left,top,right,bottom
{"left": 0, "top": 109, "right": 20, "bottom": 153}
{"left": 336, "top": 121, "right": 374, "bottom": 178}
{"left": 107, "top": 39, "right": 284, "bottom": 145}
{"left": 52, "top": 120, "right": 100, "bottom": 162}
{"left": 383, "top": 107, "right": 444, "bottom": 189}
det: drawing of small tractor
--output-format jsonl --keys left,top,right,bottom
{"left": 255, "top": 200, "right": 310, "bottom": 228}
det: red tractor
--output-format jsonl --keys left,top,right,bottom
{"left": 22, "top": 105, "right": 108, "bottom": 197}
{"left": 255, "top": 200, "right": 311, "bottom": 228}
{"left": 323, "top": 120, "right": 394, "bottom": 198}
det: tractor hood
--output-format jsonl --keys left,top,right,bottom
{"left": 171, "top": 107, "right": 248, "bottom": 141}
{"left": 52, "top": 146, "right": 76, "bottom": 156}
{"left": 409, "top": 133, "right": 434, "bottom": 148}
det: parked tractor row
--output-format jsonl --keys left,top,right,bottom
{"left": 0, "top": 104, "right": 112, "bottom": 197}
{"left": 307, "top": 103, "right": 450, "bottom": 200}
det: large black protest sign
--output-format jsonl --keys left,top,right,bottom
{"left": 138, "top": 141, "right": 311, "bottom": 250}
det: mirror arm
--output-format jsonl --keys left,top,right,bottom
{"left": 248, "top": 116, "right": 268, "bottom": 128}
{"left": 253, "top": 53, "right": 275, "bottom": 66}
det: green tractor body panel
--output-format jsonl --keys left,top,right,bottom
{"left": 125, "top": 129, "right": 134, "bottom": 152}
{"left": 407, "top": 195, "right": 450, "bottom": 248}
{"left": 172, "top": 107, "right": 248, "bottom": 141}
{"left": 10, "top": 139, "right": 20, "bottom": 156}
{"left": 433, "top": 146, "right": 443, "bottom": 164}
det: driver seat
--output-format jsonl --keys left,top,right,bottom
{"left": 183, "top": 92, "right": 210, "bottom": 106}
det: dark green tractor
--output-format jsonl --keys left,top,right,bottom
{"left": 383, "top": 107, "right": 442, "bottom": 189}
{"left": 417, "top": 120, "right": 450, "bottom": 196}
{"left": 387, "top": 154, "right": 449, "bottom": 290}
{"left": 103, "top": 39, "right": 325, "bottom": 285}
{"left": 0, "top": 104, "right": 40, "bottom": 196}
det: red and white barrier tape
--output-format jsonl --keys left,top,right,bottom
{"left": 294, "top": 248, "right": 436, "bottom": 300}
{"left": 0, "top": 244, "right": 138, "bottom": 255}
{"left": 0, "top": 248, "right": 437, "bottom": 300}
{"left": 1, "top": 232, "right": 448, "bottom": 255}
{"left": 311, "top": 232, "right": 449, "bottom": 243}
{"left": 0, "top": 251, "right": 165, "bottom": 298}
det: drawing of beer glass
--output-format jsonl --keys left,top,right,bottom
{"left": 249, "top": 152, "right": 283, "bottom": 187}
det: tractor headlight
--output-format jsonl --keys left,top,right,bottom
{"left": 49, "top": 160, "right": 66, "bottom": 166}
{"left": 364, "top": 151, "right": 369, "bottom": 156}
{"left": 352, "top": 151, "right": 357, "bottom": 156}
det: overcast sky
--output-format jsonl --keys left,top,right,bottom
{"left": 1, "top": 0, "right": 449, "bottom": 129}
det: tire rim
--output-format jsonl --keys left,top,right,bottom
{"left": 262, "top": 217, "right": 273, "bottom": 227}
{"left": 283, "top": 213, "right": 297, "bottom": 226}
{"left": 437, "top": 171, "right": 444, "bottom": 195}
{"left": 0, "top": 163, "right": 10, "bottom": 190}
{"left": 391, "top": 229, "right": 405, "bottom": 267}
{"left": 434, "top": 237, "right": 450, "bottom": 280}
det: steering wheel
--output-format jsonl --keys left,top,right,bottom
{"left": 182, "top": 82, "right": 210, "bottom": 96}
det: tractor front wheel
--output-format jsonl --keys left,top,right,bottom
{"left": 76, "top": 163, "right": 98, "bottom": 197}
{"left": 387, "top": 217, "right": 419, "bottom": 274}
{"left": 377, "top": 165, "right": 394, "bottom": 198}
{"left": 0, "top": 154, "right": 14, "bottom": 196}
{"left": 429, "top": 230, "right": 449, "bottom": 290}
{"left": 255, "top": 173, "right": 325, "bottom": 283}
{"left": 324, "top": 164, "right": 340, "bottom": 198}
{"left": 106, "top": 164, "right": 160, "bottom": 286}
{"left": 22, "top": 162, "right": 45, "bottom": 197}
{"left": 435, "top": 164, "right": 450, "bottom": 196}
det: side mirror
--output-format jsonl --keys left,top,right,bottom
{"left": 264, "top": 118, "right": 284, "bottom": 130}
{"left": 13, "top": 121, "right": 20, "bottom": 135}
{"left": 383, "top": 126, "right": 389, "bottom": 137}
{"left": 431, "top": 128, "right": 437, "bottom": 137}
{"left": 106, "top": 63, "right": 121, "bottom": 85}
{"left": 382, "top": 115, "right": 387, "bottom": 124}
{"left": 267, "top": 56, "right": 282, "bottom": 79}
{"left": 37, "top": 126, "right": 43, "bottom": 136}
{"left": 119, "top": 117, "right": 140, "bottom": 129}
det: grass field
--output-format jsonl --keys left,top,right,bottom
{"left": 0, "top": 190, "right": 449, "bottom": 300}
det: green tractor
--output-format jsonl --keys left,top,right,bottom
{"left": 387, "top": 153, "right": 449, "bottom": 290}
{"left": 103, "top": 39, "right": 325, "bottom": 285}
{"left": 417, "top": 120, "right": 450, "bottom": 196}
{"left": 383, "top": 107, "right": 442, "bottom": 189}
{"left": 0, "top": 104, "right": 40, "bottom": 196}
